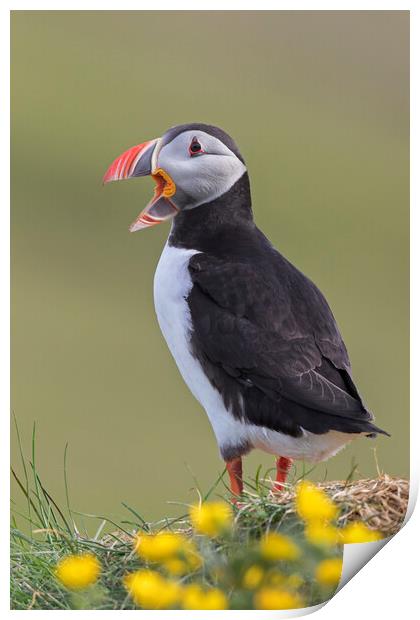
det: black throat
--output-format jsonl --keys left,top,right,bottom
{"left": 168, "top": 173, "right": 254, "bottom": 253}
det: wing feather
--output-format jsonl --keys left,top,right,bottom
{"left": 188, "top": 253, "right": 369, "bottom": 420}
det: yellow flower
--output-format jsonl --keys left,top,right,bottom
{"left": 135, "top": 532, "right": 202, "bottom": 574}
{"left": 162, "top": 558, "right": 189, "bottom": 576}
{"left": 190, "top": 501, "right": 233, "bottom": 537}
{"left": 340, "top": 521, "right": 382, "bottom": 543}
{"left": 305, "top": 522, "right": 341, "bottom": 547}
{"left": 315, "top": 558, "right": 343, "bottom": 587}
{"left": 182, "top": 584, "right": 228, "bottom": 610}
{"left": 254, "top": 587, "right": 304, "bottom": 610}
{"left": 124, "top": 569, "right": 181, "bottom": 609}
{"left": 243, "top": 565, "right": 265, "bottom": 589}
{"left": 260, "top": 532, "right": 301, "bottom": 561}
{"left": 164, "top": 550, "right": 202, "bottom": 575}
{"left": 55, "top": 553, "right": 101, "bottom": 590}
{"left": 134, "top": 532, "right": 185, "bottom": 562}
{"left": 296, "top": 481, "right": 338, "bottom": 523}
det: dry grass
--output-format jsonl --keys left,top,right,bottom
{"left": 266, "top": 475, "right": 409, "bottom": 537}
{"left": 103, "top": 475, "right": 409, "bottom": 546}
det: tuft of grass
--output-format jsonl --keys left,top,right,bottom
{"left": 10, "top": 424, "right": 407, "bottom": 610}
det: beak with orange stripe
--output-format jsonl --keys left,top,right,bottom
{"left": 103, "top": 138, "right": 178, "bottom": 231}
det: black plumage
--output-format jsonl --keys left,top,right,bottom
{"left": 169, "top": 170, "right": 388, "bottom": 446}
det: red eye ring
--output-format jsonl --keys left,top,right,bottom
{"left": 189, "top": 137, "right": 204, "bottom": 156}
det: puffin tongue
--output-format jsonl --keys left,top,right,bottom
{"left": 129, "top": 167, "right": 178, "bottom": 231}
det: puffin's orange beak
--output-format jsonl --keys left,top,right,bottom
{"left": 103, "top": 138, "right": 178, "bottom": 231}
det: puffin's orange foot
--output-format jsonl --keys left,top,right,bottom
{"left": 226, "top": 457, "right": 243, "bottom": 500}
{"left": 272, "top": 456, "right": 293, "bottom": 493}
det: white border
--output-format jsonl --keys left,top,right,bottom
{"left": 3, "top": 3, "right": 415, "bottom": 618}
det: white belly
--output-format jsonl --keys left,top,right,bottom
{"left": 153, "top": 242, "right": 355, "bottom": 462}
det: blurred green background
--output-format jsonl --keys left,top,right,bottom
{"left": 11, "top": 11, "right": 409, "bottom": 524}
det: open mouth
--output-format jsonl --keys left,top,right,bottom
{"left": 151, "top": 168, "right": 176, "bottom": 202}
{"left": 103, "top": 137, "right": 180, "bottom": 231}
{"left": 127, "top": 167, "right": 178, "bottom": 232}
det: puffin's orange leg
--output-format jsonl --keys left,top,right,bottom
{"left": 226, "top": 457, "right": 243, "bottom": 498}
{"left": 272, "top": 456, "right": 293, "bottom": 492}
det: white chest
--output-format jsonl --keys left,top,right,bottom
{"left": 154, "top": 243, "right": 226, "bottom": 412}
{"left": 153, "top": 243, "right": 252, "bottom": 451}
{"left": 153, "top": 243, "right": 201, "bottom": 400}
{"left": 152, "top": 243, "right": 355, "bottom": 463}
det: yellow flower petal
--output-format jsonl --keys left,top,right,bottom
{"left": 124, "top": 569, "right": 181, "bottom": 609}
{"left": 162, "top": 558, "right": 189, "bottom": 576}
{"left": 315, "top": 558, "right": 343, "bottom": 587}
{"left": 189, "top": 502, "right": 233, "bottom": 537}
{"left": 296, "top": 481, "right": 339, "bottom": 523}
{"left": 243, "top": 565, "right": 265, "bottom": 589}
{"left": 260, "top": 532, "right": 301, "bottom": 561}
{"left": 305, "top": 522, "right": 341, "bottom": 547}
{"left": 182, "top": 584, "right": 228, "bottom": 610}
{"left": 55, "top": 553, "right": 101, "bottom": 590}
{"left": 340, "top": 521, "right": 382, "bottom": 543}
{"left": 181, "top": 584, "right": 202, "bottom": 610}
{"left": 254, "top": 587, "right": 304, "bottom": 610}
{"left": 134, "top": 532, "right": 185, "bottom": 562}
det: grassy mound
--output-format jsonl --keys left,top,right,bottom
{"left": 11, "top": 459, "right": 408, "bottom": 610}
{"left": 11, "top": 421, "right": 408, "bottom": 610}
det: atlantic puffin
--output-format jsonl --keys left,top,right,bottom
{"left": 104, "top": 123, "right": 388, "bottom": 496}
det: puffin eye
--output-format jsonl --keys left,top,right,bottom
{"left": 189, "top": 137, "right": 204, "bottom": 156}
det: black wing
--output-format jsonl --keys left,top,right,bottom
{"left": 187, "top": 252, "right": 385, "bottom": 436}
